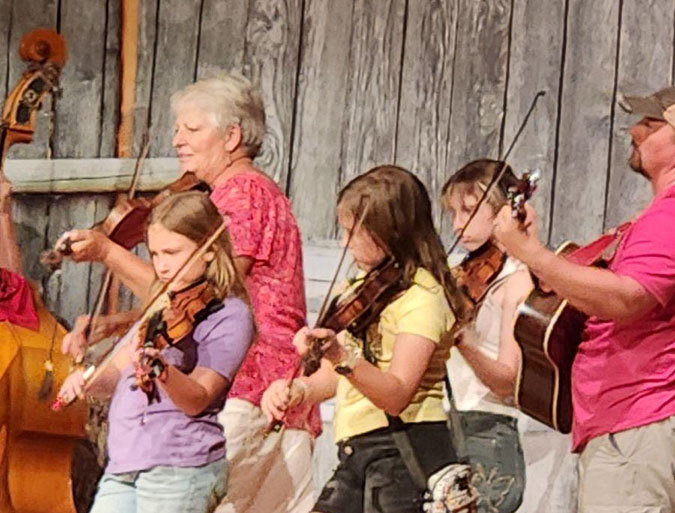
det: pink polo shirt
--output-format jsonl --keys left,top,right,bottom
{"left": 572, "top": 184, "right": 675, "bottom": 451}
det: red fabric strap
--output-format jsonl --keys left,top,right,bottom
{"left": 0, "top": 268, "right": 39, "bottom": 331}
{"left": 566, "top": 222, "right": 632, "bottom": 266}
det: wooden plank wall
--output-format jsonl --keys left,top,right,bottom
{"left": 1, "top": 0, "right": 674, "bottom": 327}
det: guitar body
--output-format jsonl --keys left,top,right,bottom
{"left": 513, "top": 242, "right": 587, "bottom": 433}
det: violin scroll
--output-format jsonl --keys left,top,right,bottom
{"left": 508, "top": 168, "right": 540, "bottom": 223}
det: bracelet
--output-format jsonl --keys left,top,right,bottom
{"left": 291, "top": 379, "right": 308, "bottom": 404}
{"left": 334, "top": 344, "right": 363, "bottom": 376}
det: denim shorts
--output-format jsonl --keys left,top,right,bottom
{"left": 315, "top": 422, "right": 457, "bottom": 513}
{"left": 89, "top": 457, "right": 228, "bottom": 513}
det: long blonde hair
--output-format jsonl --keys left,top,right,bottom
{"left": 147, "top": 190, "right": 248, "bottom": 302}
{"left": 337, "top": 165, "right": 468, "bottom": 320}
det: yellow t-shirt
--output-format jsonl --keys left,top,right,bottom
{"left": 333, "top": 267, "right": 455, "bottom": 442}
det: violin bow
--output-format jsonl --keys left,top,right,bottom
{"left": 266, "top": 196, "right": 372, "bottom": 434}
{"left": 52, "top": 220, "right": 228, "bottom": 410}
{"left": 446, "top": 91, "right": 546, "bottom": 256}
{"left": 82, "top": 132, "right": 152, "bottom": 350}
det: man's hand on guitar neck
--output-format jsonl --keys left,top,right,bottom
{"left": 493, "top": 203, "right": 543, "bottom": 262}
{"left": 493, "top": 204, "right": 657, "bottom": 322}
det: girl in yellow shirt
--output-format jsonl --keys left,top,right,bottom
{"left": 262, "top": 165, "right": 467, "bottom": 513}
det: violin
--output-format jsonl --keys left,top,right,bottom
{"left": 134, "top": 278, "right": 222, "bottom": 395}
{"left": 52, "top": 221, "right": 229, "bottom": 411}
{"left": 302, "top": 257, "right": 408, "bottom": 375}
{"left": 452, "top": 242, "right": 507, "bottom": 306}
{"left": 451, "top": 168, "right": 540, "bottom": 310}
{"left": 41, "top": 171, "right": 206, "bottom": 270}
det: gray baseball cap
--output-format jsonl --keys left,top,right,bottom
{"left": 618, "top": 86, "right": 675, "bottom": 126}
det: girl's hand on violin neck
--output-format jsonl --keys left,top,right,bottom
{"left": 134, "top": 346, "right": 166, "bottom": 369}
{"left": 56, "top": 229, "right": 111, "bottom": 263}
{"left": 260, "top": 379, "right": 305, "bottom": 423}
{"left": 57, "top": 368, "right": 87, "bottom": 404}
{"left": 493, "top": 203, "right": 542, "bottom": 264}
{"left": 293, "top": 327, "right": 343, "bottom": 365}
{"left": 453, "top": 325, "right": 479, "bottom": 352}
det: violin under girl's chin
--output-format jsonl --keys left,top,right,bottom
{"left": 459, "top": 237, "right": 487, "bottom": 252}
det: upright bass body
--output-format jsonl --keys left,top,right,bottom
{"left": 0, "top": 28, "right": 101, "bottom": 513}
{"left": 0, "top": 290, "right": 98, "bottom": 513}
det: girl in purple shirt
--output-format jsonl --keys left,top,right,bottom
{"left": 57, "top": 191, "right": 255, "bottom": 513}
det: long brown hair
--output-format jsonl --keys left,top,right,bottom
{"left": 337, "top": 165, "right": 467, "bottom": 319}
{"left": 441, "top": 158, "right": 519, "bottom": 212}
{"left": 147, "top": 190, "right": 249, "bottom": 303}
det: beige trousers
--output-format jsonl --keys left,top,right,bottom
{"left": 578, "top": 415, "right": 675, "bottom": 513}
{"left": 215, "top": 398, "right": 316, "bottom": 513}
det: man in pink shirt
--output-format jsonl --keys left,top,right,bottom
{"left": 494, "top": 86, "right": 675, "bottom": 513}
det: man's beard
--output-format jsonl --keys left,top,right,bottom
{"left": 628, "top": 146, "right": 649, "bottom": 178}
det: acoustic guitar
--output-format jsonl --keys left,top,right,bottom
{"left": 513, "top": 224, "right": 630, "bottom": 433}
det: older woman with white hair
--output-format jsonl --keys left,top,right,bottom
{"left": 55, "top": 73, "right": 320, "bottom": 513}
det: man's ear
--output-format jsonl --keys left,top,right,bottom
{"left": 224, "top": 124, "right": 243, "bottom": 152}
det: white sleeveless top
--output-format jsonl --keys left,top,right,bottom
{"left": 448, "top": 257, "right": 523, "bottom": 417}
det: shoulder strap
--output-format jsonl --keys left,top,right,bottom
{"left": 567, "top": 222, "right": 632, "bottom": 266}
{"left": 385, "top": 370, "right": 470, "bottom": 493}
{"left": 444, "top": 373, "right": 469, "bottom": 462}
{"left": 386, "top": 414, "right": 428, "bottom": 492}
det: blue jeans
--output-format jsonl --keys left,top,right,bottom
{"left": 90, "top": 458, "right": 228, "bottom": 513}
{"left": 458, "top": 411, "right": 525, "bottom": 513}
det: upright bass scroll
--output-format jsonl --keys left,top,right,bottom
{"left": 0, "top": 28, "right": 66, "bottom": 173}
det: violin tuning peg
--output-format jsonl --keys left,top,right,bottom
{"left": 528, "top": 168, "right": 542, "bottom": 183}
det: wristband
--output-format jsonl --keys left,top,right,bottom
{"left": 334, "top": 344, "right": 363, "bottom": 376}
{"left": 291, "top": 378, "right": 308, "bottom": 404}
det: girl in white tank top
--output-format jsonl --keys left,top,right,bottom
{"left": 442, "top": 159, "right": 578, "bottom": 513}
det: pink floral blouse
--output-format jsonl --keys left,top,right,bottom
{"left": 210, "top": 171, "right": 321, "bottom": 437}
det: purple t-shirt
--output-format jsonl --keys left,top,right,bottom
{"left": 106, "top": 296, "right": 254, "bottom": 474}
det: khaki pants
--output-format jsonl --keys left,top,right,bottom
{"left": 215, "top": 398, "right": 316, "bottom": 513}
{"left": 578, "top": 415, "right": 675, "bottom": 513}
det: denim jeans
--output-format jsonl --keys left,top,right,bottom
{"left": 90, "top": 457, "right": 228, "bottom": 513}
{"left": 458, "top": 411, "right": 525, "bottom": 513}
{"left": 315, "top": 422, "right": 457, "bottom": 513}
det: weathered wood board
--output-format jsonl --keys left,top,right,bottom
{"left": 549, "top": 0, "right": 619, "bottom": 246}
{"left": 396, "top": 0, "right": 458, "bottom": 229}
{"left": 604, "top": 0, "right": 674, "bottom": 230}
{"left": 440, "top": 0, "right": 512, "bottom": 241}
{"left": 503, "top": 0, "right": 565, "bottom": 243}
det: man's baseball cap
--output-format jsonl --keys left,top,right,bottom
{"left": 618, "top": 85, "right": 675, "bottom": 126}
